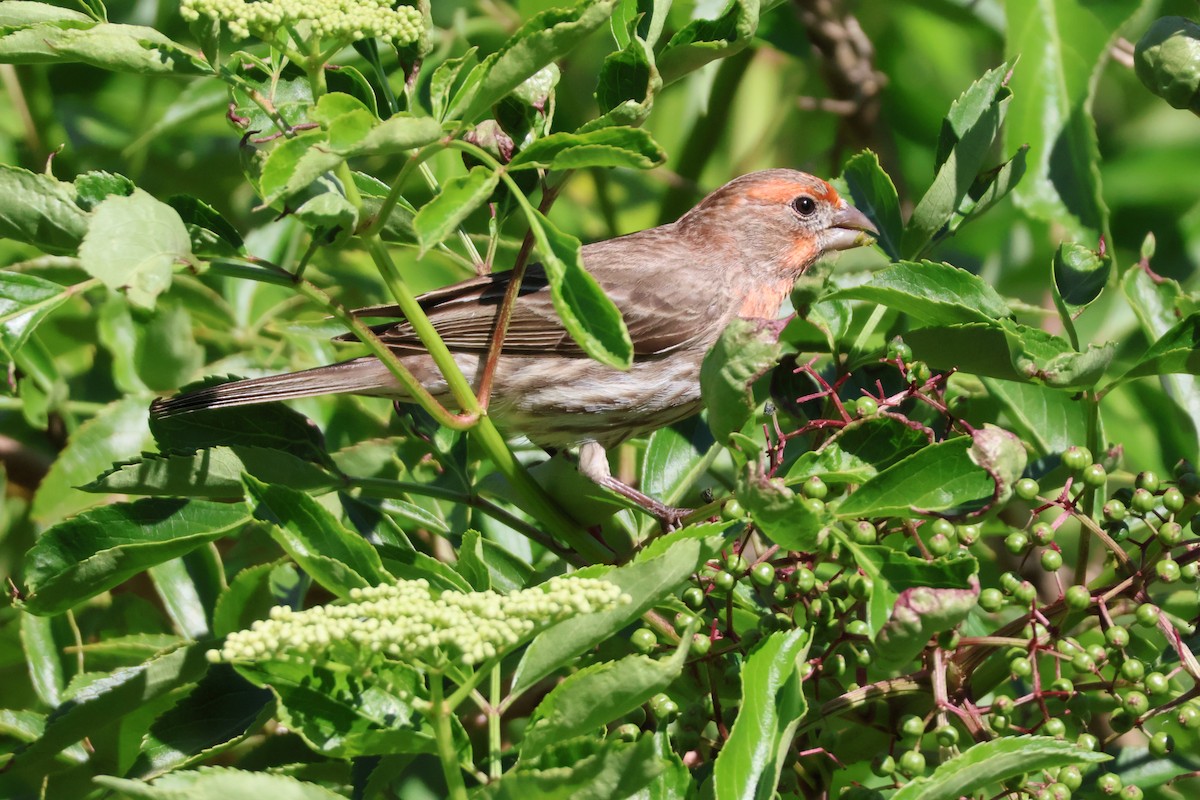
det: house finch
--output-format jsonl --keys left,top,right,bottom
{"left": 154, "top": 169, "right": 877, "bottom": 518}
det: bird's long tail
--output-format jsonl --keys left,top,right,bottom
{"left": 151, "top": 357, "right": 397, "bottom": 417}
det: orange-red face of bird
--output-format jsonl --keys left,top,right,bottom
{"left": 679, "top": 169, "right": 877, "bottom": 282}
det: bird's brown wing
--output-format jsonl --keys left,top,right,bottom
{"left": 343, "top": 228, "right": 723, "bottom": 358}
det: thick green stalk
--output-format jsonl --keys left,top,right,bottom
{"left": 429, "top": 674, "right": 469, "bottom": 800}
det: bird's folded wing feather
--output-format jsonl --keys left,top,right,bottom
{"left": 341, "top": 231, "right": 722, "bottom": 359}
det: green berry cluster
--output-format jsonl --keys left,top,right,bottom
{"left": 210, "top": 576, "right": 628, "bottom": 668}
{"left": 180, "top": 0, "right": 425, "bottom": 45}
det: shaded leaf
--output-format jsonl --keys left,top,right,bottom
{"left": 1054, "top": 242, "right": 1109, "bottom": 309}
{"left": 737, "top": 468, "right": 824, "bottom": 552}
{"left": 657, "top": 0, "right": 759, "bottom": 85}
{"left": 413, "top": 167, "right": 499, "bottom": 255}
{"left": 835, "top": 438, "right": 995, "bottom": 519}
{"left": 700, "top": 319, "right": 782, "bottom": 442}
{"left": 1118, "top": 312, "right": 1200, "bottom": 381}
{"left": 0, "top": 271, "right": 74, "bottom": 360}
{"left": 842, "top": 150, "right": 903, "bottom": 260}
{"left": 21, "top": 499, "right": 250, "bottom": 615}
{"left": 827, "top": 261, "right": 1012, "bottom": 325}
{"left": 97, "top": 767, "right": 350, "bottom": 800}
{"left": 509, "top": 127, "right": 665, "bottom": 170}
{"left": 476, "top": 736, "right": 667, "bottom": 799}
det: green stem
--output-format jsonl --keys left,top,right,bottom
{"left": 429, "top": 673, "right": 469, "bottom": 800}
{"left": 488, "top": 666, "right": 502, "bottom": 780}
{"left": 849, "top": 304, "right": 888, "bottom": 364}
{"left": 1075, "top": 395, "right": 1103, "bottom": 579}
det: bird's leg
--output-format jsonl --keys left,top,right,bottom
{"left": 578, "top": 442, "right": 692, "bottom": 530}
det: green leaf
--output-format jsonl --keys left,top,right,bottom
{"left": 657, "top": 0, "right": 760, "bottom": 85}
{"left": 243, "top": 475, "right": 392, "bottom": 598}
{"left": 1053, "top": 242, "right": 1109, "bottom": 309}
{"left": 835, "top": 438, "right": 996, "bottom": 519}
{"left": 737, "top": 469, "right": 824, "bottom": 552}
{"left": 838, "top": 543, "right": 977, "bottom": 634}
{"left": 528, "top": 208, "right": 632, "bottom": 369}
{"left": 874, "top": 581, "right": 981, "bottom": 672}
{"left": 641, "top": 416, "right": 716, "bottom": 507}
{"left": 168, "top": 194, "right": 244, "bottom": 257}
{"left": 332, "top": 113, "right": 443, "bottom": 157}
{"left": 0, "top": 20, "right": 206, "bottom": 75}
{"left": 784, "top": 443, "right": 876, "bottom": 486}
{"left": 827, "top": 261, "right": 1012, "bottom": 325}
{"left": 413, "top": 167, "right": 499, "bottom": 255}
{"left": 982, "top": 378, "right": 1089, "bottom": 456}
{"left": 237, "top": 661, "right": 436, "bottom": 758}
{"left": 431, "top": 48, "right": 479, "bottom": 121}
{"left": 258, "top": 132, "right": 344, "bottom": 206}
{"left": 461, "top": 0, "right": 620, "bottom": 121}
{"left": 128, "top": 664, "right": 274, "bottom": 779}
{"left": 590, "top": 31, "right": 661, "bottom": 129}
{"left": 476, "top": 736, "right": 668, "bottom": 799}
{"left": 79, "top": 190, "right": 192, "bottom": 310}
{"left": 97, "top": 767, "right": 351, "bottom": 800}
{"left": 1121, "top": 263, "right": 1200, "bottom": 430}
{"left": 0, "top": 165, "right": 88, "bottom": 255}
{"left": 31, "top": 396, "right": 152, "bottom": 524}
{"left": 85, "top": 446, "right": 338, "bottom": 499}
{"left": 1005, "top": 0, "right": 1141, "bottom": 242}
{"left": 214, "top": 563, "right": 301, "bottom": 638}
{"left": 21, "top": 498, "right": 250, "bottom": 615}
{"left": 513, "top": 530, "right": 722, "bottom": 693}
{"left": 523, "top": 642, "right": 690, "bottom": 758}
{"left": 0, "top": 271, "right": 73, "bottom": 360}
{"left": 509, "top": 127, "right": 665, "bottom": 170}
{"left": 712, "top": 628, "right": 810, "bottom": 800}
{"left": 902, "top": 63, "right": 1009, "bottom": 258}
{"left": 949, "top": 144, "right": 1029, "bottom": 232}
{"left": 10, "top": 643, "right": 211, "bottom": 773}
{"left": 842, "top": 150, "right": 903, "bottom": 260}
{"left": 1118, "top": 312, "right": 1200, "bottom": 381}
{"left": 891, "top": 735, "right": 1109, "bottom": 800}
{"left": 904, "top": 320, "right": 1115, "bottom": 389}
{"left": 823, "top": 415, "right": 932, "bottom": 472}
{"left": 0, "top": 2, "right": 91, "bottom": 25}
{"left": 20, "top": 611, "right": 64, "bottom": 706}
{"left": 700, "top": 319, "right": 782, "bottom": 442}
{"left": 150, "top": 385, "right": 333, "bottom": 468}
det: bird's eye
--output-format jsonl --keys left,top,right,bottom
{"left": 792, "top": 195, "right": 817, "bottom": 217}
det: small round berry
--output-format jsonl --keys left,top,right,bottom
{"left": 851, "top": 520, "right": 876, "bottom": 544}
{"left": 848, "top": 573, "right": 873, "bottom": 599}
{"left": 711, "top": 570, "right": 735, "bottom": 592}
{"left": 1014, "top": 581, "right": 1038, "bottom": 604}
{"left": 1122, "top": 690, "right": 1150, "bottom": 716}
{"left": 1059, "top": 765, "right": 1083, "bottom": 790}
{"left": 1065, "top": 585, "right": 1091, "bottom": 610}
{"left": 750, "top": 562, "right": 775, "bottom": 588}
{"left": 674, "top": 612, "right": 698, "bottom": 634}
{"left": 801, "top": 476, "right": 828, "bottom": 499}
{"left": 1161, "top": 486, "right": 1185, "bottom": 512}
{"left": 1004, "top": 531, "right": 1030, "bottom": 555}
{"left": 1120, "top": 786, "right": 1143, "bottom": 800}
{"left": 1131, "top": 488, "right": 1156, "bottom": 514}
{"left": 1104, "top": 625, "right": 1130, "bottom": 648}
{"left": 1071, "top": 651, "right": 1095, "bottom": 673}
{"left": 871, "top": 753, "right": 896, "bottom": 777}
{"left": 908, "top": 361, "right": 932, "bottom": 383}
{"left": 726, "top": 554, "right": 749, "bottom": 574}
{"left": 1135, "top": 603, "right": 1161, "bottom": 627}
{"left": 1103, "top": 499, "right": 1127, "bottom": 521}
{"left": 690, "top": 633, "right": 712, "bottom": 657}
{"left": 772, "top": 582, "right": 792, "bottom": 604}
{"left": 1000, "top": 572, "right": 1022, "bottom": 593}
{"left": 1120, "top": 658, "right": 1146, "bottom": 681}
{"left": 1149, "top": 731, "right": 1174, "bottom": 756}
{"left": 956, "top": 523, "right": 980, "bottom": 545}
{"left": 1042, "top": 717, "right": 1067, "bottom": 738}
{"left": 1062, "top": 446, "right": 1092, "bottom": 471}
{"left": 1015, "top": 477, "right": 1040, "bottom": 500}
{"left": 823, "top": 653, "right": 847, "bottom": 677}
{"left": 1050, "top": 677, "right": 1075, "bottom": 694}
{"left": 846, "top": 619, "right": 871, "bottom": 637}
{"left": 897, "top": 750, "right": 926, "bottom": 777}
{"left": 930, "top": 518, "right": 955, "bottom": 538}
{"left": 1177, "top": 703, "right": 1200, "bottom": 729}
{"left": 612, "top": 722, "right": 640, "bottom": 741}
{"left": 992, "top": 696, "right": 1015, "bottom": 715}
{"left": 1156, "top": 558, "right": 1181, "bottom": 583}
{"left": 1109, "top": 708, "right": 1134, "bottom": 733}
{"left": 1179, "top": 471, "right": 1200, "bottom": 495}
{"left": 682, "top": 586, "right": 706, "bottom": 609}
{"left": 1135, "top": 471, "right": 1161, "bottom": 492}
{"left": 935, "top": 724, "right": 959, "bottom": 746}
{"left": 631, "top": 627, "right": 658, "bottom": 653}
{"left": 1182, "top": 561, "right": 1199, "bottom": 582}
{"left": 887, "top": 338, "right": 912, "bottom": 362}
{"left": 802, "top": 497, "right": 826, "bottom": 515}
{"left": 1143, "top": 671, "right": 1169, "bottom": 695}
{"left": 1082, "top": 463, "right": 1107, "bottom": 487}
{"left": 979, "top": 588, "right": 1004, "bottom": 612}
{"left": 855, "top": 397, "right": 879, "bottom": 417}
{"left": 1041, "top": 549, "right": 1063, "bottom": 572}
{"left": 1032, "top": 522, "right": 1056, "bottom": 545}
{"left": 1106, "top": 521, "right": 1130, "bottom": 542}
{"left": 1087, "top": 643, "right": 1107, "bottom": 663}
{"left": 990, "top": 713, "right": 1010, "bottom": 731}
{"left": 900, "top": 714, "right": 926, "bottom": 739}
{"left": 1157, "top": 521, "right": 1183, "bottom": 547}
{"left": 791, "top": 567, "right": 816, "bottom": 593}
{"left": 1076, "top": 733, "right": 1099, "bottom": 751}
{"left": 1010, "top": 655, "right": 1033, "bottom": 678}
{"left": 721, "top": 499, "right": 744, "bottom": 520}
{"left": 928, "top": 533, "right": 953, "bottom": 556}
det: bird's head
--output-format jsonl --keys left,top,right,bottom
{"left": 680, "top": 169, "right": 879, "bottom": 280}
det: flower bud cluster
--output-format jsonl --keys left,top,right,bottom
{"left": 180, "top": 0, "right": 425, "bottom": 45}
{"left": 211, "top": 577, "right": 628, "bottom": 668}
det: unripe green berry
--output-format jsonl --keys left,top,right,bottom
{"left": 851, "top": 520, "right": 876, "bottom": 544}
{"left": 1015, "top": 477, "right": 1040, "bottom": 500}
{"left": 1134, "top": 16, "right": 1200, "bottom": 113}
{"left": 1156, "top": 558, "right": 1181, "bottom": 583}
{"left": 1144, "top": 671, "right": 1169, "bottom": 695}
{"left": 1000, "top": 572, "right": 1022, "bottom": 593}
{"left": 1177, "top": 703, "right": 1200, "bottom": 729}
{"left": 726, "top": 554, "right": 749, "bottom": 574}
{"left": 1131, "top": 488, "right": 1156, "bottom": 513}
{"left": 1120, "top": 786, "right": 1143, "bottom": 800}
{"left": 1065, "top": 585, "right": 1091, "bottom": 610}
{"left": 1103, "top": 499, "right": 1127, "bottom": 521}
{"left": 711, "top": 570, "right": 735, "bottom": 592}
{"left": 1062, "top": 446, "right": 1091, "bottom": 471}
{"left": 1059, "top": 765, "right": 1083, "bottom": 790}
{"left": 1105, "top": 625, "right": 1130, "bottom": 648}
{"left": 1157, "top": 521, "right": 1184, "bottom": 547}
{"left": 1135, "top": 603, "right": 1161, "bottom": 627}
{"left": 900, "top": 714, "right": 926, "bottom": 739}
{"left": 1014, "top": 581, "right": 1037, "bottom": 604}
{"left": 935, "top": 724, "right": 959, "bottom": 746}
{"left": 721, "top": 499, "right": 744, "bottom": 520}
{"left": 979, "top": 588, "right": 1004, "bottom": 612}
{"left": 690, "top": 632, "right": 712, "bottom": 656}
{"left": 1120, "top": 657, "right": 1146, "bottom": 681}
{"left": 1082, "top": 463, "right": 1107, "bottom": 487}
{"left": 1042, "top": 717, "right": 1067, "bottom": 738}
{"left": 1005, "top": 531, "right": 1029, "bottom": 555}
{"left": 801, "top": 476, "right": 828, "bottom": 499}
{"left": 897, "top": 749, "right": 926, "bottom": 777}
{"left": 1161, "top": 486, "right": 1185, "bottom": 512}
{"left": 855, "top": 397, "right": 878, "bottom": 417}
{"left": 631, "top": 627, "right": 658, "bottom": 653}
{"left": 1041, "top": 549, "right": 1063, "bottom": 572}
{"left": 1135, "top": 471, "right": 1161, "bottom": 492}
{"left": 928, "top": 533, "right": 953, "bottom": 556}
{"left": 1122, "top": 690, "right": 1150, "bottom": 715}
{"left": 887, "top": 337, "right": 912, "bottom": 362}
{"left": 792, "top": 567, "right": 816, "bottom": 593}
{"left": 956, "top": 523, "right": 980, "bottom": 545}
{"left": 750, "top": 562, "right": 775, "bottom": 587}
{"left": 1032, "top": 522, "right": 1055, "bottom": 545}
{"left": 682, "top": 586, "right": 705, "bottom": 609}
{"left": 871, "top": 753, "right": 896, "bottom": 776}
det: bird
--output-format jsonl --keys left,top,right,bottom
{"left": 153, "top": 169, "right": 878, "bottom": 521}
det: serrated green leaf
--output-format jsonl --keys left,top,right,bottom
{"left": 902, "top": 63, "right": 1009, "bottom": 258}
{"left": 0, "top": 165, "right": 88, "bottom": 255}
{"left": 712, "top": 628, "right": 809, "bottom": 800}
{"left": 460, "top": 0, "right": 619, "bottom": 121}
{"left": 0, "top": 20, "right": 206, "bottom": 75}
{"left": 476, "top": 736, "right": 667, "bottom": 800}
{"left": 1053, "top": 242, "right": 1109, "bottom": 309}
{"left": 509, "top": 127, "right": 665, "bottom": 170}
{"left": 842, "top": 150, "right": 903, "bottom": 260}
{"left": 529, "top": 208, "right": 632, "bottom": 369}
{"left": 413, "top": 167, "right": 499, "bottom": 255}
{"left": 700, "top": 319, "right": 782, "bottom": 442}
{"left": 0, "top": 2, "right": 91, "bottom": 25}
{"left": 97, "top": 766, "right": 351, "bottom": 800}
{"left": 827, "top": 261, "right": 1012, "bottom": 324}
{"left": 21, "top": 498, "right": 250, "bottom": 615}
{"left": 79, "top": 190, "right": 192, "bottom": 310}
{"left": 258, "top": 132, "right": 343, "bottom": 206}
{"left": 835, "top": 438, "right": 995, "bottom": 518}
{"left": 658, "top": 0, "right": 759, "bottom": 85}
{"left": 892, "top": 735, "right": 1109, "bottom": 800}
{"left": 641, "top": 416, "right": 716, "bottom": 507}
{"left": 737, "top": 469, "right": 824, "bottom": 551}
{"left": 243, "top": 475, "right": 392, "bottom": 598}
{"left": 1005, "top": 0, "right": 1139, "bottom": 242}
{"left": 0, "top": 271, "right": 74, "bottom": 360}
{"left": 1117, "top": 312, "right": 1200, "bottom": 381}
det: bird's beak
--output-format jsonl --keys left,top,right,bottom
{"left": 823, "top": 204, "right": 879, "bottom": 252}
